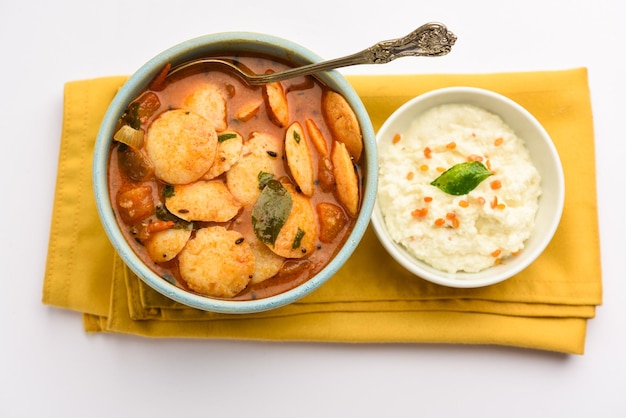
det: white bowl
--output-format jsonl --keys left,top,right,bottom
{"left": 370, "top": 87, "right": 564, "bottom": 288}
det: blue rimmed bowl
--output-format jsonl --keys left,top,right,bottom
{"left": 93, "top": 32, "right": 377, "bottom": 313}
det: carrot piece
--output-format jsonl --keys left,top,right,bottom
{"left": 317, "top": 156, "right": 335, "bottom": 192}
{"left": 424, "top": 196, "right": 433, "bottom": 203}
{"left": 147, "top": 220, "right": 175, "bottom": 234}
{"left": 446, "top": 141, "right": 456, "bottom": 150}
{"left": 423, "top": 147, "right": 432, "bottom": 159}
{"left": 317, "top": 202, "right": 348, "bottom": 243}
{"left": 148, "top": 63, "right": 171, "bottom": 91}
{"left": 305, "top": 118, "right": 329, "bottom": 156}
{"left": 135, "top": 92, "right": 161, "bottom": 124}
{"left": 491, "top": 249, "right": 502, "bottom": 257}
{"left": 392, "top": 133, "right": 402, "bottom": 144}
{"left": 116, "top": 185, "right": 154, "bottom": 224}
{"left": 458, "top": 200, "right": 469, "bottom": 208}
{"left": 434, "top": 218, "right": 445, "bottom": 227}
{"left": 490, "top": 180, "right": 502, "bottom": 190}
{"left": 494, "top": 137, "right": 504, "bottom": 146}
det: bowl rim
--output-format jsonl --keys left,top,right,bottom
{"left": 370, "top": 86, "right": 565, "bottom": 288}
{"left": 92, "top": 32, "right": 377, "bottom": 313}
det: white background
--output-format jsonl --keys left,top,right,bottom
{"left": 1, "top": 0, "right": 624, "bottom": 417}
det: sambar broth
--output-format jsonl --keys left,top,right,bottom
{"left": 108, "top": 54, "right": 364, "bottom": 300}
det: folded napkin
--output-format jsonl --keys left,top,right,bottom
{"left": 42, "top": 68, "right": 602, "bottom": 354}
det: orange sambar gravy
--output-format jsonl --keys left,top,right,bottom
{"left": 107, "top": 54, "right": 364, "bottom": 301}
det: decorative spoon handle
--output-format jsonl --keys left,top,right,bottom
{"left": 250, "top": 22, "right": 457, "bottom": 84}
{"left": 167, "top": 22, "right": 457, "bottom": 85}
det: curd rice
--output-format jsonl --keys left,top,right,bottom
{"left": 377, "top": 103, "right": 541, "bottom": 273}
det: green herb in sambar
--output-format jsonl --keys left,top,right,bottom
{"left": 251, "top": 180, "right": 293, "bottom": 246}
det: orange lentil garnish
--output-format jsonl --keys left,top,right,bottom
{"left": 446, "top": 141, "right": 457, "bottom": 150}
{"left": 406, "top": 171, "right": 414, "bottom": 180}
{"left": 436, "top": 166, "right": 446, "bottom": 173}
{"left": 458, "top": 200, "right": 469, "bottom": 208}
{"left": 512, "top": 250, "right": 521, "bottom": 256}
{"left": 491, "top": 196, "right": 506, "bottom": 210}
{"left": 411, "top": 208, "right": 429, "bottom": 218}
{"left": 423, "top": 146, "right": 432, "bottom": 159}
{"left": 477, "top": 196, "right": 486, "bottom": 206}
{"left": 490, "top": 179, "right": 502, "bottom": 190}
{"left": 486, "top": 159, "right": 494, "bottom": 172}
{"left": 434, "top": 218, "right": 446, "bottom": 227}
{"left": 467, "top": 154, "right": 484, "bottom": 162}
{"left": 491, "top": 249, "right": 502, "bottom": 257}
{"left": 494, "top": 137, "right": 504, "bottom": 146}
{"left": 494, "top": 258, "right": 502, "bottom": 265}
{"left": 392, "top": 133, "right": 402, "bottom": 144}
{"left": 424, "top": 196, "right": 433, "bottom": 202}
{"left": 446, "top": 212, "right": 459, "bottom": 228}
{"left": 420, "top": 164, "right": 429, "bottom": 171}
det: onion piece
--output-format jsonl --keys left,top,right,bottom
{"left": 113, "top": 124, "right": 145, "bottom": 149}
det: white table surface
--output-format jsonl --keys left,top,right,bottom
{"left": 2, "top": 1, "right": 623, "bottom": 416}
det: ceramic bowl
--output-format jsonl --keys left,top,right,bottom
{"left": 371, "top": 86, "right": 564, "bottom": 288}
{"left": 92, "top": 32, "right": 377, "bottom": 313}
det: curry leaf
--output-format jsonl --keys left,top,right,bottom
{"left": 155, "top": 204, "right": 191, "bottom": 228}
{"left": 162, "top": 184, "right": 175, "bottom": 198}
{"left": 252, "top": 180, "right": 292, "bottom": 245}
{"left": 430, "top": 161, "right": 493, "bottom": 196}
{"left": 121, "top": 102, "right": 141, "bottom": 130}
{"left": 218, "top": 132, "right": 237, "bottom": 143}
{"left": 257, "top": 171, "right": 275, "bottom": 190}
{"left": 292, "top": 228, "right": 305, "bottom": 249}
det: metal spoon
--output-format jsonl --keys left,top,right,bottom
{"left": 167, "top": 22, "right": 457, "bottom": 85}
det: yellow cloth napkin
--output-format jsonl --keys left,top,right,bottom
{"left": 42, "top": 68, "right": 602, "bottom": 354}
